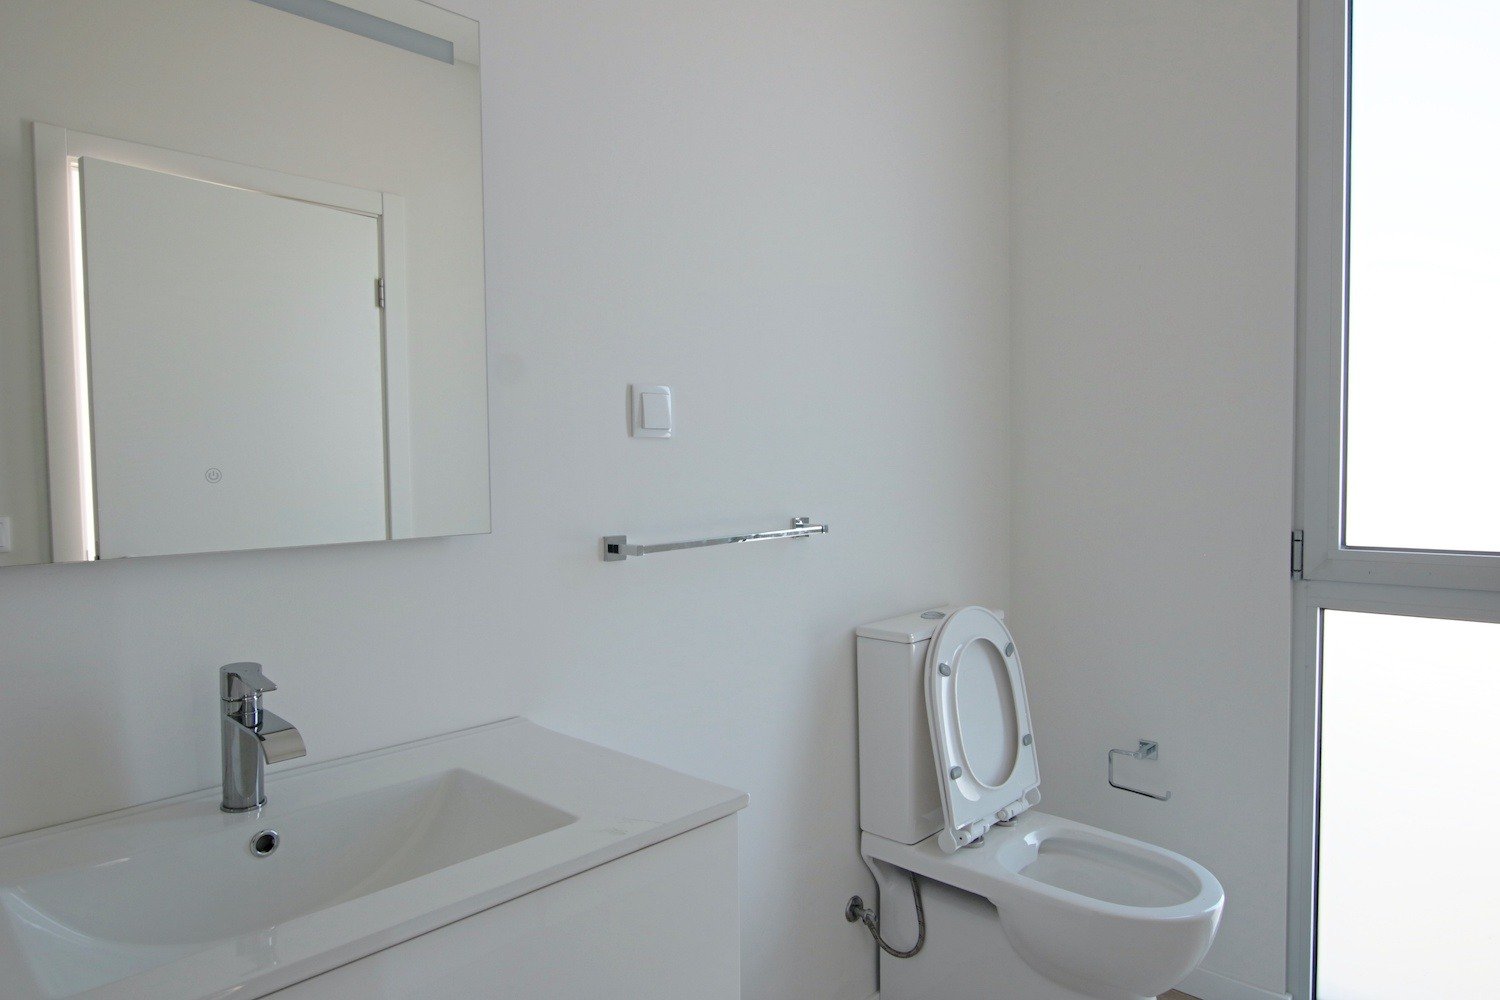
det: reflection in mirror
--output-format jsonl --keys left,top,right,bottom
{"left": 0, "top": 0, "right": 488, "bottom": 566}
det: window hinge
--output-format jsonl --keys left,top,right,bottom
{"left": 1291, "top": 529, "right": 1305, "bottom": 579}
{"left": 375, "top": 278, "right": 386, "bottom": 309}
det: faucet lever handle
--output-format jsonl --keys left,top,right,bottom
{"left": 220, "top": 662, "right": 276, "bottom": 701}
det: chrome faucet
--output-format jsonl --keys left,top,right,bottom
{"left": 220, "top": 662, "right": 306, "bottom": 812}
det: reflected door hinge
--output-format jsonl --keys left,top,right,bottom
{"left": 376, "top": 278, "right": 386, "bottom": 309}
{"left": 1291, "top": 529, "right": 1305, "bottom": 579}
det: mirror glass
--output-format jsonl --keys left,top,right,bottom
{"left": 0, "top": 0, "right": 488, "bottom": 566}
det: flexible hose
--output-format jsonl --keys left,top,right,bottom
{"left": 857, "top": 872, "right": 926, "bottom": 958}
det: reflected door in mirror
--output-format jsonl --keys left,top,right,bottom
{"left": 80, "top": 158, "right": 388, "bottom": 558}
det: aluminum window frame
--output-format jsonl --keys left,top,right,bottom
{"left": 1297, "top": 0, "right": 1500, "bottom": 592}
{"left": 1291, "top": 2, "right": 1500, "bottom": 996}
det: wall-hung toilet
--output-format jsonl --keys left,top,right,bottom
{"left": 855, "top": 606, "right": 1224, "bottom": 1000}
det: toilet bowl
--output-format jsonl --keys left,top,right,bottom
{"left": 854, "top": 606, "right": 1224, "bottom": 1000}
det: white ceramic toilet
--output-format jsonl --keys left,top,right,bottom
{"left": 855, "top": 606, "right": 1223, "bottom": 1000}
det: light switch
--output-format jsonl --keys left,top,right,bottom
{"left": 641, "top": 392, "right": 671, "bottom": 430}
{"left": 0, "top": 516, "right": 11, "bottom": 554}
{"left": 632, "top": 384, "right": 673, "bottom": 438}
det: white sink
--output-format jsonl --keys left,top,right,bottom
{"left": 0, "top": 719, "right": 746, "bottom": 1000}
{"left": 3, "top": 771, "right": 573, "bottom": 994}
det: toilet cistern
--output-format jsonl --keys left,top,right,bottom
{"left": 220, "top": 662, "right": 305, "bottom": 812}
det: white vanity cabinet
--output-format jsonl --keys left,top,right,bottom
{"left": 268, "top": 817, "right": 739, "bottom": 1000}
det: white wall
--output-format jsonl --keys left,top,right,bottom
{"left": 0, "top": 3, "right": 1011, "bottom": 999}
{"left": 1007, "top": 3, "right": 1298, "bottom": 998}
{"left": 1, "top": 3, "right": 1304, "bottom": 997}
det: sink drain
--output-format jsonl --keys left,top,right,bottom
{"left": 249, "top": 829, "right": 280, "bottom": 857}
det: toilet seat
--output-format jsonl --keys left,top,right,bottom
{"left": 924, "top": 606, "right": 1041, "bottom": 853}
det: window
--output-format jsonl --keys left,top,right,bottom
{"left": 1294, "top": 3, "right": 1500, "bottom": 998}
{"left": 1343, "top": 1, "right": 1500, "bottom": 554}
{"left": 1316, "top": 612, "right": 1500, "bottom": 998}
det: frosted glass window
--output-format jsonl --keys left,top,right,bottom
{"left": 1317, "top": 611, "right": 1500, "bottom": 997}
{"left": 1343, "top": 0, "right": 1500, "bottom": 552}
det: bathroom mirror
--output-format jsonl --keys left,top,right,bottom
{"left": 0, "top": 0, "right": 488, "bottom": 566}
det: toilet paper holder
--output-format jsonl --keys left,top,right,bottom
{"left": 1107, "top": 740, "right": 1172, "bottom": 801}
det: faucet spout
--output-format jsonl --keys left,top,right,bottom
{"left": 252, "top": 709, "right": 307, "bottom": 764}
{"left": 220, "top": 663, "right": 306, "bottom": 812}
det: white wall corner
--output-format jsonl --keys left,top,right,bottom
{"left": 1180, "top": 967, "right": 1292, "bottom": 1000}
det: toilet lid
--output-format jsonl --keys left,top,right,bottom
{"left": 924, "top": 606, "right": 1041, "bottom": 853}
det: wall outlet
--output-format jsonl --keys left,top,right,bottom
{"left": 0, "top": 516, "right": 12, "bottom": 554}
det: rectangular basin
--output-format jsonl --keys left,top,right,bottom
{"left": 4, "top": 770, "right": 572, "bottom": 995}
{"left": 0, "top": 719, "right": 746, "bottom": 1000}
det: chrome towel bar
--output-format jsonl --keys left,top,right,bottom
{"left": 602, "top": 517, "right": 828, "bottom": 562}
